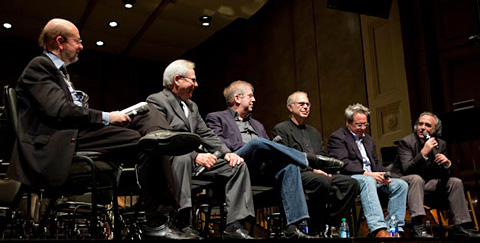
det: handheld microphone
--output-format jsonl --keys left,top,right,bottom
{"left": 422, "top": 130, "right": 439, "bottom": 149}
{"left": 272, "top": 135, "right": 283, "bottom": 143}
{"left": 194, "top": 151, "right": 222, "bottom": 177}
{"left": 384, "top": 171, "right": 392, "bottom": 180}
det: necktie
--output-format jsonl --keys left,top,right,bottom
{"left": 60, "top": 66, "right": 75, "bottom": 90}
{"left": 181, "top": 101, "right": 189, "bottom": 118}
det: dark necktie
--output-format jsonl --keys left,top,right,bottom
{"left": 59, "top": 66, "right": 75, "bottom": 90}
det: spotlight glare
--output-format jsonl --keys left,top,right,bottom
{"left": 199, "top": 15, "right": 212, "bottom": 27}
{"left": 96, "top": 41, "right": 104, "bottom": 46}
{"left": 202, "top": 22, "right": 210, "bottom": 27}
{"left": 3, "top": 23, "right": 12, "bottom": 29}
{"left": 124, "top": 3, "right": 133, "bottom": 8}
{"left": 109, "top": 21, "right": 118, "bottom": 28}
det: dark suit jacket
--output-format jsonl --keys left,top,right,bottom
{"left": 146, "top": 88, "right": 230, "bottom": 159}
{"left": 391, "top": 133, "right": 450, "bottom": 180}
{"left": 205, "top": 108, "right": 268, "bottom": 152}
{"left": 328, "top": 126, "right": 386, "bottom": 175}
{"left": 7, "top": 55, "right": 103, "bottom": 186}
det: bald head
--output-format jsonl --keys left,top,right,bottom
{"left": 39, "top": 18, "right": 83, "bottom": 65}
{"left": 39, "top": 18, "right": 78, "bottom": 51}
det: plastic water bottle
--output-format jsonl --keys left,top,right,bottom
{"left": 339, "top": 218, "right": 349, "bottom": 238}
{"left": 298, "top": 220, "right": 308, "bottom": 234}
{"left": 388, "top": 215, "right": 399, "bottom": 237}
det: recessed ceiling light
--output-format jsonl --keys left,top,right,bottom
{"left": 109, "top": 21, "right": 118, "bottom": 28}
{"left": 3, "top": 23, "right": 12, "bottom": 29}
{"left": 96, "top": 41, "right": 104, "bottom": 46}
{"left": 124, "top": 3, "right": 133, "bottom": 9}
{"left": 199, "top": 16, "right": 212, "bottom": 27}
{"left": 122, "top": 0, "right": 135, "bottom": 9}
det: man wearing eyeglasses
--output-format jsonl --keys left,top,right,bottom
{"left": 146, "top": 60, "right": 255, "bottom": 239}
{"left": 391, "top": 112, "right": 479, "bottom": 237}
{"left": 327, "top": 103, "right": 408, "bottom": 238}
{"left": 272, "top": 91, "right": 359, "bottom": 237}
{"left": 8, "top": 18, "right": 201, "bottom": 240}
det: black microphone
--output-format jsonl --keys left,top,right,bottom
{"left": 272, "top": 135, "right": 283, "bottom": 143}
{"left": 384, "top": 171, "right": 392, "bottom": 180}
{"left": 194, "top": 151, "right": 222, "bottom": 177}
{"left": 422, "top": 130, "right": 439, "bottom": 149}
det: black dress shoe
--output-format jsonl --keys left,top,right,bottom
{"left": 223, "top": 228, "right": 255, "bottom": 239}
{"left": 283, "top": 228, "right": 318, "bottom": 239}
{"left": 182, "top": 225, "right": 203, "bottom": 240}
{"left": 142, "top": 224, "right": 197, "bottom": 239}
{"left": 411, "top": 223, "right": 433, "bottom": 238}
{"left": 315, "top": 154, "right": 344, "bottom": 171}
{"left": 451, "top": 225, "right": 480, "bottom": 237}
{"left": 139, "top": 130, "right": 201, "bottom": 156}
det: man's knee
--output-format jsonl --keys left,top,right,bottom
{"left": 449, "top": 177, "right": 464, "bottom": 188}
{"left": 409, "top": 174, "right": 425, "bottom": 186}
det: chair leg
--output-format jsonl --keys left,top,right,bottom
{"left": 467, "top": 191, "right": 479, "bottom": 231}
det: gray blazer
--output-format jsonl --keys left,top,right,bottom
{"left": 146, "top": 88, "right": 230, "bottom": 157}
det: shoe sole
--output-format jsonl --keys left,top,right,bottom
{"left": 139, "top": 133, "right": 201, "bottom": 156}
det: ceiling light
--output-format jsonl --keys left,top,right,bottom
{"left": 199, "top": 15, "right": 212, "bottom": 27}
{"left": 96, "top": 41, "right": 104, "bottom": 46}
{"left": 109, "top": 21, "right": 118, "bottom": 28}
{"left": 3, "top": 23, "right": 12, "bottom": 29}
{"left": 122, "top": 0, "right": 135, "bottom": 9}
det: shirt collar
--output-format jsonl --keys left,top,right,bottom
{"left": 44, "top": 51, "right": 65, "bottom": 70}
{"left": 347, "top": 126, "right": 364, "bottom": 141}
{"left": 229, "top": 107, "right": 251, "bottom": 121}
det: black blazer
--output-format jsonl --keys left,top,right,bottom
{"left": 328, "top": 126, "right": 386, "bottom": 175}
{"left": 7, "top": 55, "right": 103, "bottom": 186}
{"left": 391, "top": 133, "right": 450, "bottom": 180}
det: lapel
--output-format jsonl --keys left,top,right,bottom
{"left": 42, "top": 55, "right": 72, "bottom": 102}
{"left": 224, "top": 109, "right": 243, "bottom": 141}
{"left": 164, "top": 89, "right": 192, "bottom": 131}
{"left": 343, "top": 127, "right": 364, "bottom": 162}
{"left": 288, "top": 120, "right": 306, "bottom": 149}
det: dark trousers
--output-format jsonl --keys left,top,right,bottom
{"left": 76, "top": 107, "right": 179, "bottom": 222}
{"left": 302, "top": 172, "right": 359, "bottom": 229}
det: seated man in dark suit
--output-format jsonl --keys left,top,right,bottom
{"left": 147, "top": 60, "right": 256, "bottom": 239}
{"left": 327, "top": 103, "right": 408, "bottom": 238}
{"left": 7, "top": 18, "right": 200, "bottom": 240}
{"left": 206, "top": 81, "right": 331, "bottom": 238}
{"left": 272, "top": 91, "right": 359, "bottom": 236}
{"left": 391, "top": 112, "right": 479, "bottom": 237}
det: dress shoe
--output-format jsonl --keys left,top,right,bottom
{"left": 182, "top": 225, "right": 203, "bottom": 240}
{"left": 451, "top": 225, "right": 480, "bottom": 237}
{"left": 223, "top": 228, "right": 255, "bottom": 239}
{"left": 375, "top": 229, "right": 393, "bottom": 238}
{"left": 314, "top": 154, "right": 344, "bottom": 171}
{"left": 142, "top": 224, "right": 197, "bottom": 239}
{"left": 411, "top": 223, "right": 433, "bottom": 238}
{"left": 139, "top": 130, "right": 201, "bottom": 156}
{"left": 283, "top": 228, "right": 318, "bottom": 239}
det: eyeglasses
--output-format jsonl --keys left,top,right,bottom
{"left": 58, "top": 36, "right": 83, "bottom": 44}
{"left": 294, "top": 102, "right": 310, "bottom": 107}
{"left": 239, "top": 93, "right": 254, "bottom": 99}
{"left": 353, "top": 122, "right": 369, "bottom": 128}
{"left": 180, "top": 76, "right": 197, "bottom": 84}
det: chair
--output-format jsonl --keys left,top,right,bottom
{"left": 2, "top": 85, "right": 120, "bottom": 239}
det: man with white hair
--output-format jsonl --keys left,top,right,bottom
{"left": 328, "top": 103, "right": 408, "bottom": 238}
{"left": 146, "top": 60, "right": 255, "bottom": 239}
{"left": 391, "top": 112, "right": 479, "bottom": 237}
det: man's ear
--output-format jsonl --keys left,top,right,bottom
{"left": 287, "top": 104, "right": 293, "bottom": 112}
{"left": 56, "top": 36, "right": 65, "bottom": 49}
{"left": 233, "top": 94, "right": 241, "bottom": 105}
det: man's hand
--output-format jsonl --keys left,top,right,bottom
{"left": 364, "top": 171, "right": 390, "bottom": 185}
{"left": 434, "top": 153, "right": 451, "bottom": 167}
{"left": 224, "top": 153, "right": 244, "bottom": 167}
{"left": 421, "top": 137, "right": 438, "bottom": 157}
{"left": 109, "top": 111, "right": 131, "bottom": 126}
{"left": 313, "top": 169, "right": 332, "bottom": 177}
{"left": 195, "top": 153, "right": 218, "bottom": 169}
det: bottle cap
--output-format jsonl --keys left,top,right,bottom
{"left": 341, "top": 218, "right": 346, "bottom": 222}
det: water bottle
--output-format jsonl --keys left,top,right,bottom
{"left": 388, "top": 215, "right": 399, "bottom": 237}
{"left": 298, "top": 220, "right": 309, "bottom": 234}
{"left": 339, "top": 218, "right": 349, "bottom": 238}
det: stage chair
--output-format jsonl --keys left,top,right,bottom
{"left": 3, "top": 85, "right": 120, "bottom": 239}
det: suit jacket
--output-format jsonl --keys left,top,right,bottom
{"left": 146, "top": 89, "right": 230, "bottom": 158}
{"left": 391, "top": 133, "right": 450, "bottom": 180}
{"left": 328, "top": 126, "right": 386, "bottom": 175}
{"left": 205, "top": 108, "right": 268, "bottom": 152}
{"left": 7, "top": 55, "right": 103, "bottom": 186}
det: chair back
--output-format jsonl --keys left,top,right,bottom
{"left": 3, "top": 85, "right": 18, "bottom": 138}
